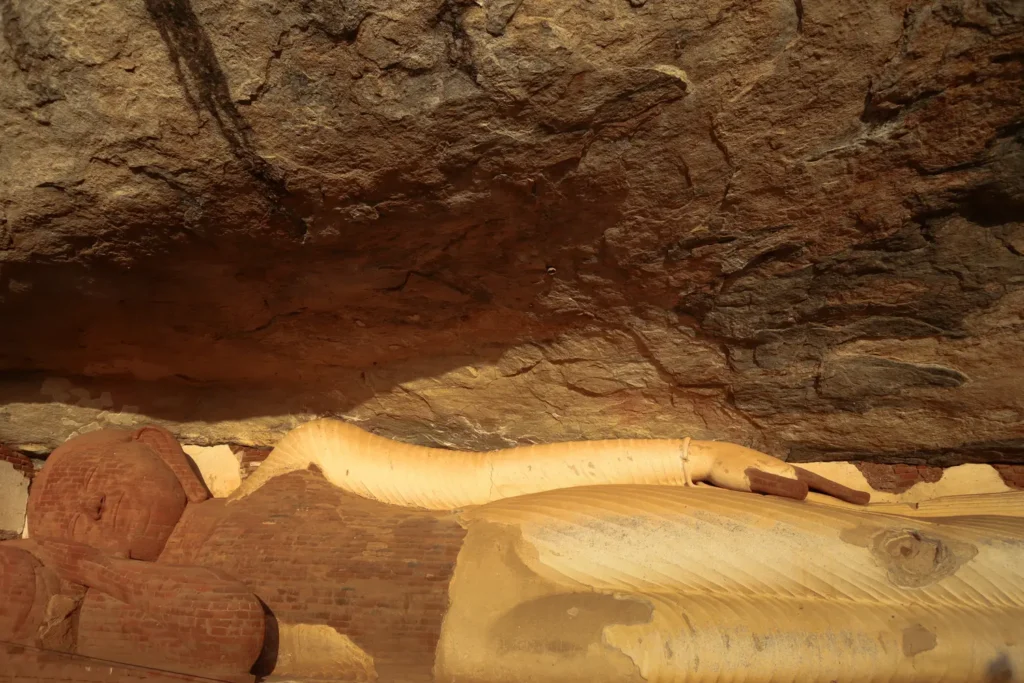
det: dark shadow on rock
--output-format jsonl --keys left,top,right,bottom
{"left": 0, "top": 136, "right": 635, "bottom": 450}
{"left": 787, "top": 440, "right": 1024, "bottom": 467}
{"left": 143, "top": 0, "right": 308, "bottom": 238}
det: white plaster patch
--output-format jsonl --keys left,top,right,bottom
{"left": 182, "top": 444, "right": 243, "bottom": 498}
{"left": 274, "top": 622, "right": 377, "bottom": 681}
{"left": 0, "top": 460, "right": 30, "bottom": 537}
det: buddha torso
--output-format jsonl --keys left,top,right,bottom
{"left": 160, "top": 471, "right": 467, "bottom": 682}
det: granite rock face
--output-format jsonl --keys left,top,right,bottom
{"left": 0, "top": 0, "right": 1022, "bottom": 460}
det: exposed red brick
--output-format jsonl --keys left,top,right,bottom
{"left": 5, "top": 425, "right": 465, "bottom": 683}
{"left": 7, "top": 428, "right": 261, "bottom": 680}
{"left": 161, "top": 471, "right": 466, "bottom": 683}
{"left": 993, "top": 464, "right": 1024, "bottom": 490}
{"left": 230, "top": 445, "right": 273, "bottom": 478}
{"left": 854, "top": 462, "right": 945, "bottom": 493}
{"left": 0, "top": 643, "right": 249, "bottom": 682}
{"left": 0, "top": 444, "right": 36, "bottom": 480}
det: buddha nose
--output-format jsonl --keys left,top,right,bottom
{"left": 81, "top": 494, "right": 105, "bottom": 521}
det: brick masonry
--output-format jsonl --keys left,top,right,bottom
{"left": 229, "top": 445, "right": 272, "bottom": 480}
{"left": 854, "top": 462, "right": 945, "bottom": 494}
{"left": 0, "top": 444, "right": 37, "bottom": 480}
{"left": 4, "top": 428, "right": 264, "bottom": 681}
{"left": 993, "top": 464, "right": 1024, "bottom": 490}
{"left": 5, "top": 435, "right": 1024, "bottom": 682}
{"left": 161, "top": 470, "right": 467, "bottom": 683}
{"left": 854, "top": 461, "right": 1024, "bottom": 492}
{"left": 0, "top": 643, "right": 240, "bottom": 682}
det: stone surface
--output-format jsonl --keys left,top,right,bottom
{"left": 0, "top": 0, "right": 1022, "bottom": 462}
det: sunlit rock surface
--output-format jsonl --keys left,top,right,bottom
{"left": 1, "top": 0, "right": 1021, "bottom": 462}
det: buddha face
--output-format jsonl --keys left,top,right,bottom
{"left": 27, "top": 430, "right": 188, "bottom": 561}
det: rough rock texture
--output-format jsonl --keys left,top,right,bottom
{"left": 1, "top": 0, "right": 1022, "bottom": 461}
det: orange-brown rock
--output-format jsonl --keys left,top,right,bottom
{"left": 0, "top": 0, "right": 1022, "bottom": 465}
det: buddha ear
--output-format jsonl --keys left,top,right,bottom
{"left": 131, "top": 426, "right": 211, "bottom": 504}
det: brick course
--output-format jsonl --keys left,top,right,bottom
{"left": 6, "top": 428, "right": 262, "bottom": 681}
{"left": 855, "top": 461, "right": 1024, "bottom": 493}
{"left": 0, "top": 444, "right": 36, "bottom": 480}
{"left": 160, "top": 470, "right": 467, "bottom": 683}
{"left": 0, "top": 643, "right": 234, "bottom": 682}
{"left": 854, "top": 462, "right": 944, "bottom": 493}
{"left": 229, "top": 445, "right": 272, "bottom": 479}
{"left": 993, "top": 464, "right": 1024, "bottom": 490}
{"left": 8, "top": 429, "right": 1024, "bottom": 682}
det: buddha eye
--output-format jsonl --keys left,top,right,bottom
{"left": 84, "top": 494, "right": 106, "bottom": 521}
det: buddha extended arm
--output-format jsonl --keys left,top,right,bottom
{"left": 25, "top": 538, "right": 264, "bottom": 638}
{"left": 23, "top": 538, "right": 265, "bottom": 679}
{"left": 230, "top": 418, "right": 867, "bottom": 508}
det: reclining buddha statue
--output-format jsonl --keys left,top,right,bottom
{"left": 1, "top": 419, "right": 1021, "bottom": 682}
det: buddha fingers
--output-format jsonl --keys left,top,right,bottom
{"left": 793, "top": 465, "right": 872, "bottom": 505}
{"left": 745, "top": 468, "right": 810, "bottom": 501}
{"left": 744, "top": 466, "right": 871, "bottom": 505}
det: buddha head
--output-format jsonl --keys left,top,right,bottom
{"left": 27, "top": 426, "right": 209, "bottom": 561}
